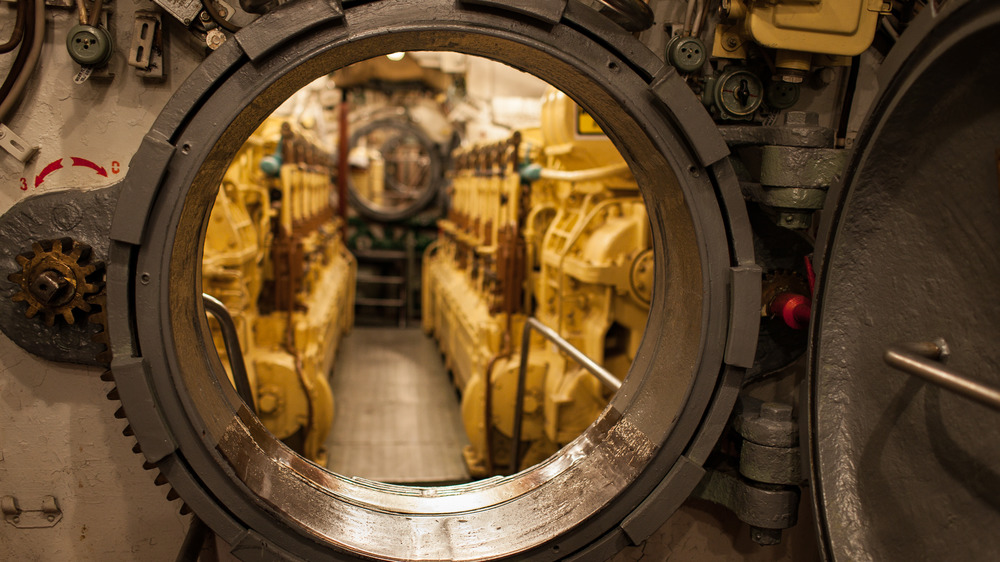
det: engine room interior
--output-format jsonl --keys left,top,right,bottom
{"left": 0, "top": 0, "right": 997, "bottom": 560}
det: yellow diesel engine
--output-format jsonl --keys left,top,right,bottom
{"left": 202, "top": 118, "right": 356, "bottom": 466}
{"left": 424, "top": 90, "right": 652, "bottom": 476}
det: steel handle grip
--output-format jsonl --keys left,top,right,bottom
{"left": 884, "top": 341, "right": 1000, "bottom": 412}
{"left": 203, "top": 293, "right": 257, "bottom": 413}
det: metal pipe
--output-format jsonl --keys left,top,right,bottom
{"left": 337, "top": 91, "right": 350, "bottom": 237}
{"left": 683, "top": 0, "right": 697, "bottom": 35}
{"left": 74, "top": 0, "right": 87, "bottom": 26}
{"left": 691, "top": 0, "right": 707, "bottom": 37}
{"left": 538, "top": 162, "right": 629, "bottom": 183}
{"left": 87, "top": 0, "right": 104, "bottom": 27}
{"left": 884, "top": 341, "right": 1000, "bottom": 412}
{"left": 510, "top": 317, "right": 621, "bottom": 473}
{"left": 203, "top": 294, "right": 256, "bottom": 412}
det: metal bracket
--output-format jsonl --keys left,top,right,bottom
{"left": 128, "top": 11, "right": 166, "bottom": 80}
{"left": 0, "top": 124, "right": 39, "bottom": 163}
{"left": 1, "top": 496, "right": 62, "bottom": 528}
{"left": 726, "top": 264, "right": 762, "bottom": 368}
{"left": 152, "top": 0, "right": 202, "bottom": 27}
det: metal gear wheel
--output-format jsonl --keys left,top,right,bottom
{"left": 7, "top": 238, "right": 103, "bottom": 326}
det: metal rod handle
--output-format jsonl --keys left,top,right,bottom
{"left": 525, "top": 317, "right": 621, "bottom": 392}
{"left": 203, "top": 294, "right": 256, "bottom": 413}
{"left": 510, "top": 317, "right": 622, "bottom": 473}
{"left": 884, "top": 341, "right": 1000, "bottom": 412}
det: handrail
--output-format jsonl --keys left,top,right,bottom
{"left": 884, "top": 339, "right": 1000, "bottom": 412}
{"left": 203, "top": 294, "right": 256, "bottom": 413}
{"left": 510, "top": 317, "right": 621, "bottom": 473}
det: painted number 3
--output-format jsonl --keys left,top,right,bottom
{"left": 19, "top": 177, "right": 27, "bottom": 191}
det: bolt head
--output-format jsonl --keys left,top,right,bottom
{"left": 29, "top": 270, "right": 72, "bottom": 305}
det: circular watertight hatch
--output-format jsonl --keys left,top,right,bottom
{"left": 347, "top": 119, "right": 444, "bottom": 223}
{"left": 810, "top": 0, "right": 1000, "bottom": 559}
{"left": 105, "top": 1, "right": 756, "bottom": 560}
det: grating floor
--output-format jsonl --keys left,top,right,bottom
{"left": 324, "top": 327, "right": 471, "bottom": 484}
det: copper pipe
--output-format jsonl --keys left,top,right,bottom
{"left": 87, "top": 0, "right": 104, "bottom": 27}
{"left": 74, "top": 0, "right": 87, "bottom": 26}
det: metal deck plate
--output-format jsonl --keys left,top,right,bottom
{"left": 325, "top": 328, "right": 471, "bottom": 484}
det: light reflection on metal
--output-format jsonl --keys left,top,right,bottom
{"left": 203, "top": 293, "right": 256, "bottom": 412}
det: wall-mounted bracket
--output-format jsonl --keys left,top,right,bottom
{"left": 0, "top": 124, "right": 38, "bottom": 163}
{"left": 1, "top": 496, "right": 63, "bottom": 528}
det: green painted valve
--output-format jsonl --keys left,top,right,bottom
{"left": 666, "top": 36, "right": 707, "bottom": 73}
{"left": 713, "top": 67, "right": 764, "bottom": 120}
{"left": 66, "top": 24, "right": 113, "bottom": 67}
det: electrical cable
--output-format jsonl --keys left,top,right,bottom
{"left": 691, "top": 0, "right": 707, "bottom": 37}
{"left": 0, "top": 0, "right": 40, "bottom": 123}
{"left": 0, "top": 0, "right": 32, "bottom": 103}
{"left": 683, "top": 0, "right": 696, "bottom": 35}
{"left": 200, "top": 0, "right": 241, "bottom": 33}
{"left": 0, "top": 0, "right": 27, "bottom": 54}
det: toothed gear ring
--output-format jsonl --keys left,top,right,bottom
{"left": 8, "top": 238, "right": 103, "bottom": 326}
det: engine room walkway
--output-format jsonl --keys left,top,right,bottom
{"left": 325, "top": 327, "right": 471, "bottom": 484}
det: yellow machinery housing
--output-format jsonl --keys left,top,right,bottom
{"left": 714, "top": 0, "right": 890, "bottom": 74}
{"left": 203, "top": 118, "right": 356, "bottom": 467}
{"left": 423, "top": 90, "right": 652, "bottom": 476}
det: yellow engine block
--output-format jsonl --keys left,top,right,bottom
{"left": 203, "top": 118, "right": 356, "bottom": 467}
{"left": 423, "top": 90, "right": 652, "bottom": 476}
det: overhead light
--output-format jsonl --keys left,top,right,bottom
{"left": 386, "top": 52, "right": 405, "bottom": 61}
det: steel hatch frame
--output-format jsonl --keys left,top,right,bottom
{"left": 103, "top": 0, "right": 759, "bottom": 560}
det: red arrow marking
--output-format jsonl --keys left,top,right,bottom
{"left": 71, "top": 157, "right": 108, "bottom": 177}
{"left": 35, "top": 159, "right": 64, "bottom": 188}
